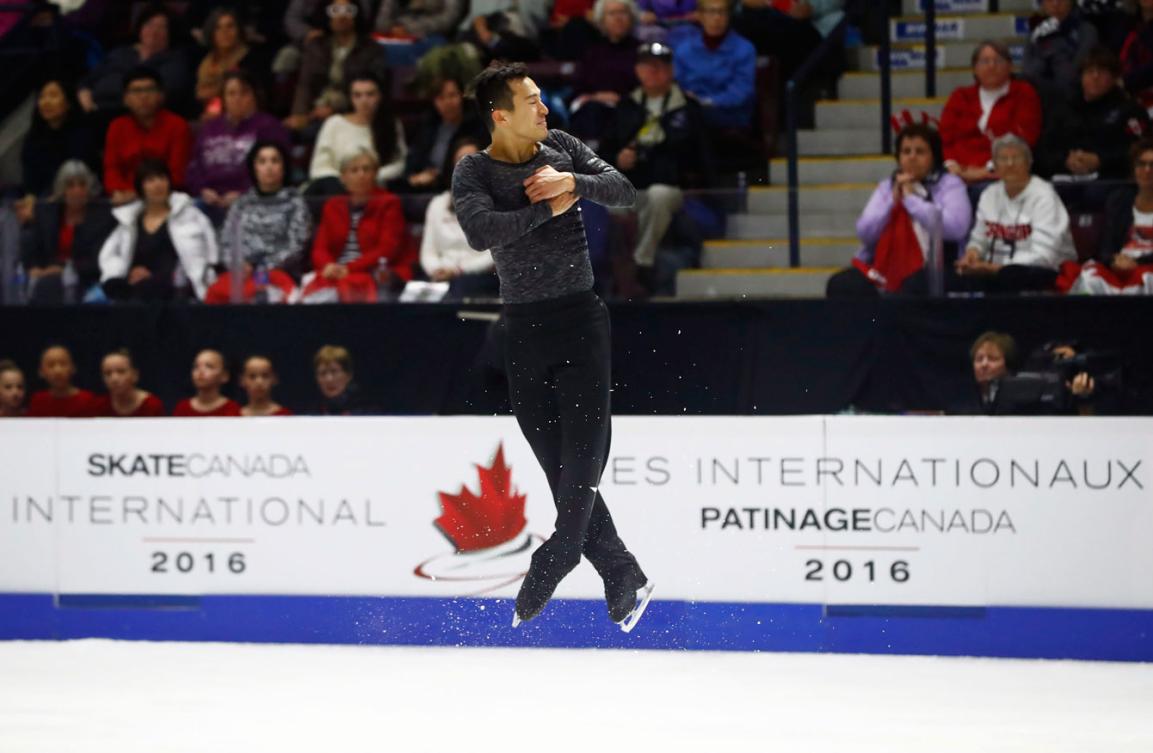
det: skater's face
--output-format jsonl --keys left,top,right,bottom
{"left": 315, "top": 361, "right": 351, "bottom": 399}
{"left": 972, "top": 343, "right": 1008, "bottom": 386}
{"left": 241, "top": 357, "right": 277, "bottom": 401}
{"left": 192, "top": 350, "right": 228, "bottom": 392}
{"left": 495, "top": 77, "right": 549, "bottom": 142}
{"left": 0, "top": 369, "right": 25, "bottom": 414}
{"left": 101, "top": 354, "right": 139, "bottom": 397}
{"left": 897, "top": 135, "right": 934, "bottom": 181}
{"left": 39, "top": 347, "right": 75, "bottom": 391}
{"left": 1133, "top": 149, "right": 1153, "bottom": 188}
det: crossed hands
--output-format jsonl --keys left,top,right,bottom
{"left": 524, "top": 165, "right": 578, "bottom": 216}
{"left": 955, "top": 247, "right": 1002, "bottom": 276}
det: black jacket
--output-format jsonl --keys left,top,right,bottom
{"left": 403, "top": 109, "right": 488, "bottom": 180}
{"left": 21, "top": 200, "right": 116, "bottom": 290}
{"left": 1036, "top": 87, "right": 1149, "bottom": 180}
{"left": 599, "top": 85, "right": 714, "bottom": 190}
{"left": 1100, "top": 184, "right": 1153, "bottom": 266}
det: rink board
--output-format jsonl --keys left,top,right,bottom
{"left": 1, "top": 416, "right": 1151, "bottom": 661}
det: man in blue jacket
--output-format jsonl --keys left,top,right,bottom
{"left": 668, "top": 0, "right": 756, "bottom": 130}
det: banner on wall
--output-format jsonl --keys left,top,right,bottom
{"left": 1, "top": 416, "right": 1151, "bottom": 612}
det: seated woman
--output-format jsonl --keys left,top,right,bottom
{"left": 956, "top": 134, "right": 1077, "bottom": 294}
{"left": 21, "top": 161, "right": 115, "bottom": 304}
{"left": 99, "top": 159, "right": 220, "bottom": 302}
{"left": 827, "top": 123, "right": 972, "bottom": 297}
{"left": 420, "top": 138, "right": 498, "bottom": 300}
{"left": 567, "top": 0, "right": 641, "bottom": 141}
{"left": 309, "top": 73, "right": 407, "bottom": 196}
{"left": 0, "top": 360, "right": 25, "bottom": 418}
{"left": 401, "top": 77, "right": 486, "bottom": 192}
{"left": 90, "top": 349, "right": 165, "bottom": 417}
{"left": 186, "top": 71, "right": 291, "bottom": 221}
{"left": 207, "top": 141, "right": 311, "bottom": 304}
{"left": 939, "top": 40, "right": 1042, "bottom": 186}
{"left": 194, "top": 7, "right": 272, "bottom": 117}
{"left": 313, "top": 344, "right": 374, "bottom": 415}
{"left": 301, "top": 148, "right": 412, "bottom": 303}
{"left": 21, "top": 79, "right": 100, "bottom": 198}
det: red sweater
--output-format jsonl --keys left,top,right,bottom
{"left": 103, "top": 109, "right": 192, "bottom": 192}
{"left": 27, "top": 389, "right": 97, "bottom": 417}
{"left": 311, "top": 189, "right": 414, "bottom": 280}
{"left": 938, "top": 79, "right": 1042, "bottom": 168}
{"left": 172, "top": 398, "right": 242, "bottom": 417}
{"left": 91, "top": 393, "right": 166, "bottom": 417}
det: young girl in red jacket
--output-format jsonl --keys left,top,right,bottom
{"left": 239, "top": 355, "right": 292, "bottom": 416}
{"left": 0, "top": 360, "right": 27, "bottom": 417}
{"left": 26, "top": 344, "right": 97, "bottom": 417}
{"left": 172, "top": 349, "right": 241, "bottom": 417}
{"left": 91, "top": 349, "right": 165, "bottom": 417}
{"left": 301, "top": 147, "right": 414, "bottom": 303}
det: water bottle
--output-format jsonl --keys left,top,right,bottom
{"left": 252, "top": 259, "right": 270, "bottom": 304}
{"left": 376, "top": 257, "right": 393, "bottom": 303}
{"left": 10, "top": 263, "right": 27, "bottom": 305}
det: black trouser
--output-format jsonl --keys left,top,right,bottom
{"left": 502, "top": 289, "right": 643, "bottom": 587}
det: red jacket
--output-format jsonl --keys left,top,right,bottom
{"left": 103, "top": 109, "right": 192, "bottom": 192}
{"left": 311, "top": 189, "right": 414, "bottom": 280}
{"left": 938, "top": 78, "right": 1042, "bottom": 168}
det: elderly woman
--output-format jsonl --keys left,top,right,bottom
{"left": 301, "top": 148, "right": 413, "bottom": 303}
{"left": 939, "top": 40, "right": 1042, "bottom": 185}
{"left": 956, "top": 134, "right": 1076, "bottom": 293}
{"left": 569, "top": 0, "right": 641, "bottom": 123}
{"left": 21, "top": 161, "right": 115, "bottom": 304}
{"left": 827, "top": 123, "right": 971, "bottom": 297}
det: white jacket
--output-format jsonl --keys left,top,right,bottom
{"left": 419, "top": 191, "right": 495, "bottom": 277}
{"left": 99, "top": 192, "right": 219, "bottom": 300}
{"left": 967, "top": 176, "right": 1076, "bottom": 270}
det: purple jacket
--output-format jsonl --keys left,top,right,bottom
{"left": 186, "top": 112, "right": 291, "bottom": 195}
{"left": 638, "top": 0, "right": 695, "bottom": 19}
{"left": 855, "top": 171, "right": 971, "bottom": 263}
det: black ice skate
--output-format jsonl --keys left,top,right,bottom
{"left": 606, "top": 570, "right": 655, "bottom": 633}
{"left": 511, "top": 546, "right": 573, "bottom": 627}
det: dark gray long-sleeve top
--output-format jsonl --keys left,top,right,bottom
{"left": 451, "top": 129, "right": 637, "bottom": 304}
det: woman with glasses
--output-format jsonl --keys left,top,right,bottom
{"left": 939, "top": 40, "right": 1042, "bottom": 186}
{"left": 955, "top": 134, "right": 1075, "bottom": 293}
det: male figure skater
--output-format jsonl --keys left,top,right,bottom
{"left": 452, "top": 63, "right": 653, "bottom": 631}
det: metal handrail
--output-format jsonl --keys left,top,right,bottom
{"left": 925, "top": 0, "right": 937, "bottom": 98}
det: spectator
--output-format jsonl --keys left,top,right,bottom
{"left": 21, "top": 161, "right": 115, "bottom": 304}
{"left": 26, "top": 344, "right": 96, "bottom": 418}
{"left": 313, "top": 344, "right": 373, "bottom": 414}
{"left": 284, "top": 0, "right": 373, "bottom": 46}
{"left": 953, "top": 332, "right": 1097, "bottom": 414}
{"left": 207, "top": 141, "right": 311, "bottom": 304}
{"left": 21, "top": 79, "right": 100, "bottom": 198}
{"left": 636, "top": 0, "right": 695, "bottom": 42}
{"left": 195, "top": 6, "right": 272, "bottom": 117}
{"left": 1022, "top": 0, "right": 1098, "bottom": 106}
{"left": 1036, "top": 47, "right": 1148, "bottom": 210}
{"left": 1121, "top": 0, "right": 1153, "bottom": 117}
{"left": 826, "top": 123, "right": 972, "bottom": 297}
{"left": 668, "top": 0, "right": 756, "bottom": 131}
{"left": 78, "top": 6, "right": 192, "bottom": 115}
{"left": 734, "top": 0, "right": 827, "bottom": 83}
{"left": 309, "top": 73, "right": 407, "bottom": 194}
{"left": 956, "top": 134, "right": 1076, "bottom": 293}
{"left": 187, "top": 71, "right": 292, "bottom": 218}
{"left": 287, "top": 0, "right": 386, "bottom": 132}
{"left": 240, "top": 355, "right": 292, "bottom": 415}
{"left": 374, "top": 0, "right": 465, "bottom": 65}
{"left": 103, "top": 67, "right": 192, "bottom": 205}
{"left": 0, "top": 360, "right": 26, "bottom": 418}
{"left": 953, "top": 331, "right": 1017, "bottom": 415}
{"left": 100, "top": 159, "right": 220, "bottom": 302}
{"left": 459, "top": 0, "right": 550, "bottom": 62}
{"left": 172, "top": 349, "right": 242, "bottom": 417}
{"left": 90, "top": 349, "right": 165, "bottom": 417}
{"left": 567, "top": 0, "right": 641, "bottom": 141}
{"left": 939, "top": 41, "right": 1042, "bottom": 185}
{"left": 420, "top": 138, "right": 498, "bottom": 298}
{"left": 403, "top": 77, "right": 487, "bottom": 191}
{"left": 600, "top": 41, "right": 713, "bottom": 290}
{"left": 302, "top": 148, "right": 411, "bottom": 303}
{"left": 543, "top": 0, "right": 598, "bottom": 59}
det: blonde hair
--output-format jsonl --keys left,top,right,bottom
{"left": 313, "top": 345, "right": 353, "bottom": 375}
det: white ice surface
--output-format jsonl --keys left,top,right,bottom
{"left": 0, "top": 640, "right": 1151, "bottom": 753}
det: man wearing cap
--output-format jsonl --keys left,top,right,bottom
{"left": 601, "top": 41, "right": 713, "bottom": 292}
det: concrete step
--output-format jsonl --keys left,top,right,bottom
{"left": 890, "top": 13, "right": 1029, "bottom": 43}
{"left": 839, "top": 67, "right": 975, "bottom": 100}
{"left": 901, "top": 0, "right": 1035, "bottom": 14}
{"left": 798, "top": 128, "right": 884, "bottom": 156}
{"left": 816, "top": 97, "right": 946, "bottom": 130}
{"left": 729, "top": 212, "right": 861, "bottom": 239}
{"left": 747, "top": 183, "right": 877, "bottom": 214}
{"left": 768, "top": 155, "right": 893, "bottom": 185}
{"left": 702, "top": 239, "right": 858, "bottom": 269}
{"left": 854, "top": 40, "right": 1024, "bottom": 72}
{"left": 676, "top": 267, "right": 838, "bottom": 299}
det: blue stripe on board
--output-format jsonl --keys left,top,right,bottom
{"left": 1, "top": 594, "right": 1150, "bottom": 662}
{"left": 57, "top": 594, "right": 202, "bottom": 610}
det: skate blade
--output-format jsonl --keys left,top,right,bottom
{"left": 512, "top": 613, "right": 522, "bottom": 628}
{"left": 618, "top": 582, "right": 655, "bottom": 633}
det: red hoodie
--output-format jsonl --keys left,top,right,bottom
{"left": 938, "top": 78, "right": 1042, "bottom": 169}
{"left": 311, "top": 189, "right": 414, "bottom": 280}
{"left": 103, "top": 109, "right": 192, "bottom": 192}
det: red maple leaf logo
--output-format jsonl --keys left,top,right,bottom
{"left": 435, "top": 443, "right": 527, "bottom": 552}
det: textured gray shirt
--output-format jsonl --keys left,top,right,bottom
{"left": 452, "top": 129, "right": 636, "bottom": 304}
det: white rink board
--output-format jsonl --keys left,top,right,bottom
{"left": 0, "top": 416, "right": 1150, "bottom": 609}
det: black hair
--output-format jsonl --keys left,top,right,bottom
{"left": 122, "top": 66, "right": 165, "bottom": 94}
{"left": 309, "top": 0, "right": 370, "bottom": 36}
{"left": 894, "top": 122, "right": 944, "bottom": 169}
{"left": 103, "top": 348, "right": 138, "bottom": 370}
{"left": 1079, "top": 45, "right": 1122, "bottom": 77}
{"left": 468, "top": 62, "right": 529, "bottom": 133}
{"left": 443, "top": 135, "right": 485, "bottom": 200}
{"left": 133, "top": 157, "right": 172, "bottom": 196}
{"left": 1129, "top": 137, "right": 1153, "bottom": 172}
{"left": 221, "top": 69, "right": 266, "bottom": 110}
{"left": 28, "top": 78, "right": 80, "bottom": 137}
{"left": 0, "top": 359, "right": 22, "bottom": 378}
{"left": 202, "top": 6, "right": 246, "bottom": 50}
{"left": 242, "top": 353, "right": 278, "bottom": 374}
{"left": 245, "top": 140, "right": 291, "bottom": 191}
{"left": 345, "top": 72, "right": 399, "bottom": 163}
{"left": 134, "top": 4, "right": 172, "bottom": 39}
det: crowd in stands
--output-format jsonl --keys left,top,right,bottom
{"left": 0, "top": 343, "right": 374, "bottom": 418}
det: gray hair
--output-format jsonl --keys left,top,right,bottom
{"left": 991, "top": 133, "right": 1032, "bottom": 169}
{"left": 51, "top": 160, "right": 102, "bottom": 201}
{"left": 593, "top": 0, "right": 638, "bottom": 26}
{"left": 337, "top": 146, "right": 380, "bottom": 172}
